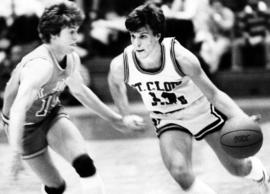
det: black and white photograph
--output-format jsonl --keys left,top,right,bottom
{"left": 1, "top": 0, "right": 270, "bottom": 194}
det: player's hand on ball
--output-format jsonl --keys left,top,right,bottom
{"left": 122, "top": 114, "right": 145, "bottom": 132}
{"left": 250, "top": 114, "right": 262, "bottom": 123}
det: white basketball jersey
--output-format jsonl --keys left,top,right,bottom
{"left": 124, "top": 37, "right": 204, "bottom": 114}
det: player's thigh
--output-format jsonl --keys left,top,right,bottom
{"left": 159, "top": 130, "right": 193, "bottom": 169}
{"left": 47, "top": 117, "right": 86, "bottom": 163}
{"left": 205, "top": 129, "right": 245, "bottom": 170}
{"left": 26, "top": 150, "right": 64, "bottom": 187}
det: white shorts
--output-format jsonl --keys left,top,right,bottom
{"left": 150, "top": 96, "right": 227, "bottom": 140}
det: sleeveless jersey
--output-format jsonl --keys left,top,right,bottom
{"left": 2, "top": 44, "right": 76, "bottom": 124}
{"left": 124, "top": 37, "right": 204, "bottom": 114}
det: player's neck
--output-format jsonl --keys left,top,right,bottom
{"left": 45, "top": 44, "right": 67, "bottom": 62}
{"left": 137, "top": 44, "right": 162, "bottom": 69}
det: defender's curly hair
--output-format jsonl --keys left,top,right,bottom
{"left": 38, "top": 1, "right": 84, "bottom": 43}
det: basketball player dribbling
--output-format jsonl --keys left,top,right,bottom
{"left": 108, "top": 2, "right": 269, "bottom": 194}
{"left": 0, "top": 1, "right": 143, "bottom": 194}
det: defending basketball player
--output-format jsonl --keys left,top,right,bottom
{"left": 1, "top": 1, "right": 142, "bottom": 194}
{"left": 108, "top": 3, "right": 269, "bottom": 194}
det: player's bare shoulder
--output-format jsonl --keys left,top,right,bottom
{"left": 173, "top": 39, "right": 202, "bottom": 76}
{"left": 20, "top": 58, "right": 54, "bottom": 88}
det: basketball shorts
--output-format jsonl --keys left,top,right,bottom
{"left": 150, "top": 96, "right": 227, "bottom": 140}
{"left": 1, "top": 105, "right": 69, "bottom": 159}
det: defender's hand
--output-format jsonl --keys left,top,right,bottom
{"left": 111, "top": 114, "right": 145, "bottom": 133}
{"left": 122, "top": 114, "right": 145, "bottom": 131}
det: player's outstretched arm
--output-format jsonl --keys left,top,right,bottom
{"left": 108, "top": 54, "right": 130, "bottom": 116}
{"left": 108, "top": 54, "right": 145, "bottom": 131}
{"left": 67, "top": 65, "right": 121, "bottom": 122}
{"left": 8, "top": 59, "right": 52, "bottom": 179}
{"left": 8, "top": 60, "right": 52, "bottom": 153}
{"left": 67, "top": 54, "right": 144, "bottom": 132}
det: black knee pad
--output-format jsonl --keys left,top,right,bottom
{"left": 44, "top": 182, "right": 66, "bottom": 194}
{"left": 72, "top": 154, "right": 96, "bottom": 177}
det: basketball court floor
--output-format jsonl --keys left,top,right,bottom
{"left": 0, "top": 98, "right": 270, "bottom": 194}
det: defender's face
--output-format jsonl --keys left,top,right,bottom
{"left": 52, "top": 26, "right": 79, "bottom": 53}
{"left": 130, "top": 26, "right": 160, "bottom": 59}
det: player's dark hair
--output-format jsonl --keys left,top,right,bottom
{"left": 38, "top": 1, "right": 84, "bottom": 43}
{"left": 125, "top": 2, "right": 165, "bottom": 42}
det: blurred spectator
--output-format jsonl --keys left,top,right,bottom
{"left": 75, "top": 0, "right": 99, "bottom": 59}
{"left": 0, "top": 16, "right": 11, "bottom": 109}
{"left": 232, "top": 0, "right": 270, "bottom": 71}
{"left": 150, "top": 0, "right": 214, "bottom": 78}
{"left": 0, "top": 0, "right": 45, "bottom": 18}
{"left": 8, "top": 14, "right": 40, "bottom": 45}
{"left": 7, "top": 14, "right": 41, "bottom": 66}
{"left": 0, "top": 14, "right": 41, "bottom": 108}
{"left": 199, "top": 0, "right": 235, "bottom": 73}
{"left": 0, "top": 16, "right": 10, "bottom": 63}
{"left": 158, "top": 0, "right": 197, "bottom": 49}
{"left": 192, "top": 0, "right": 211, "bottom": 42}
{"left": 152, "top": 0, "right": 210, "bottom": 47}
{"left": 222, "top": 0, "right": 248, "bottom": 13}
{"left": 90, "top": 10, "right": 127, "bottom": 55}
{"left": 89, "top": 0, "right": 144, "bottom": 57}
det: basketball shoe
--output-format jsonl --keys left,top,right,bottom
{"left": 41, "top": 184, "right": 67, "bottom": 194}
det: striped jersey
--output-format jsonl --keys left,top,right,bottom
{"left": 2, "top": 44, "right": 76, "bottom": 124}
{"left": 123, "top": 37, "right": 204, "bottom": 114}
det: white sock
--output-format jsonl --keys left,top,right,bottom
{"left": 245, "top": 157, "right": 266, "bottom": 181}
{"left": 186, "top": 178, "right": 217, "bottom": 194}
{"left": 80, "top": 173, "right": 106, "bottom": 194}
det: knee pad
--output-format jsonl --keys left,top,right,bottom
{"left": 44, "top": 182, "right": 66, "bottom": 194}
{"left": 72, "top": 154, "right": 96, "bottom": 177}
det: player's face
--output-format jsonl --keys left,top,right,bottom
{"left": 130, "top": 26, "right": 160, "bottom": 59}
{"left": 52, "top": 26, "right": 79, "bottom": 53}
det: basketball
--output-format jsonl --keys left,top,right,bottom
{"left": 220, "top": 118, "right": 263, "bottom": 159}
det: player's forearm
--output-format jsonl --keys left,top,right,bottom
{"left": 74, "top": 85, "right": 122, "bottom": 122}
{"left": 8, "top": 88, "right": 38, "bottom": 152}
{"left": 111, "top": 90, "right": 130, "bottom": 116}
{"left": 9, "top": 104, "right": 27, "bottom": 153}
{"left": 212, "top": 91, "right": 247, "bottom": 118}
{"left": 109, "top": 83, "right": 131, "bottom": 116}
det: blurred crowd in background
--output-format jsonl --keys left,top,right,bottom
{"left": 1, "top": 0, "right": 270, "bottom": 106}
